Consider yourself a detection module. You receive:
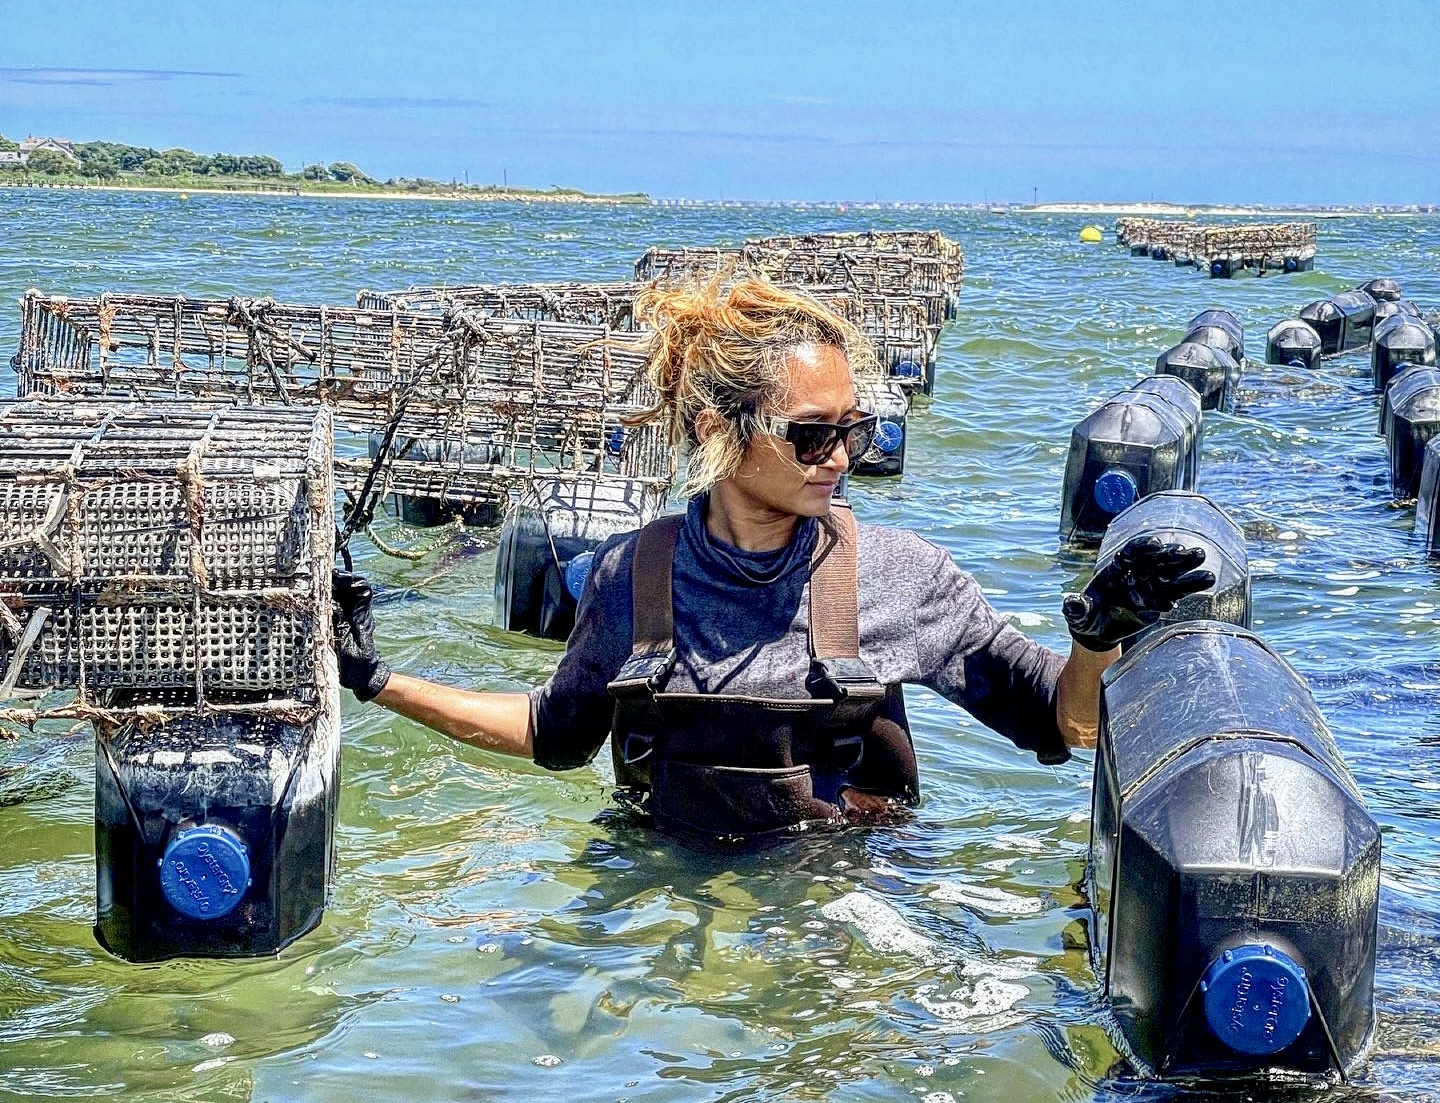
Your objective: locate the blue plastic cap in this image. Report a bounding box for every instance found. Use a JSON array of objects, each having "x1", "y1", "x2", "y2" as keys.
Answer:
[
  {"x1": 1092, "y1": 469, "x2": 1138, "y2": 515},
  {"x1": 873, "y1": 420, "x2": 904, "y2": 455},
  {"x1": 893, "y1": 359, "x2": 923, "y2": 381},
  {"x1": 1199, "y1": 944, "x2": 1311, "y2": 1056},
  {"x1": 563, "y1": 551, "x2": 595, "y2": 601},
  {"x1": 158, "y1": 824, "x2": 251, "y2": 920}
]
